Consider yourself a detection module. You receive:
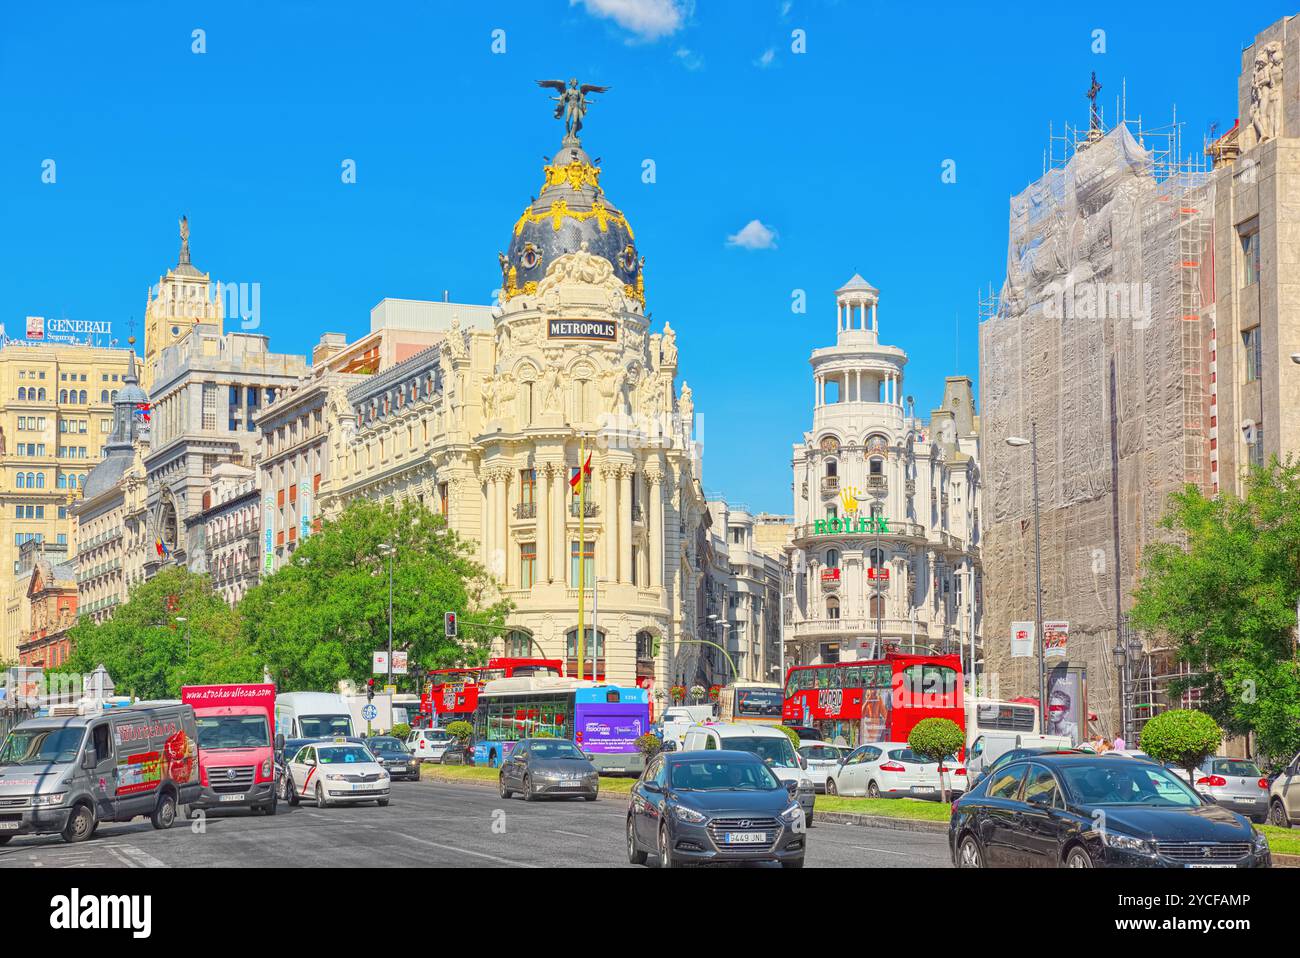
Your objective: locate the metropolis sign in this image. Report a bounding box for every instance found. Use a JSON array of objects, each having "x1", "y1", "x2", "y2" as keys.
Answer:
[{"x1": 547, "y1": 318, "x2": 616, "y2": 341}]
